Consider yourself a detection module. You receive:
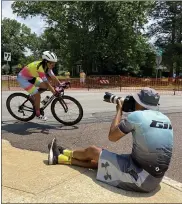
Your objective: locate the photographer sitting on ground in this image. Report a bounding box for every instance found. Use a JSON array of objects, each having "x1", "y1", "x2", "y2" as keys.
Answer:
[{"x1": 47, "y1": 87, "x2": 173, "y2": 193}]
